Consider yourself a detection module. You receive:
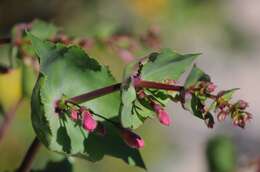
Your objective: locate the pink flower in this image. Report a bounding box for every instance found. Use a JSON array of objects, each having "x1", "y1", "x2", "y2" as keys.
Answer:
[
  {"x1": 70, "y1": 109, "x2": 79, "y2": 121},
  {"x1": 82, "y1": 110, "x2": 97, "y2": 132},
  {"x1": 120, "y1": 129, "x2": 144, "y2": 149},
  {"x1": 153, "y1": 104, "x2": 172, "y2": 126}
]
